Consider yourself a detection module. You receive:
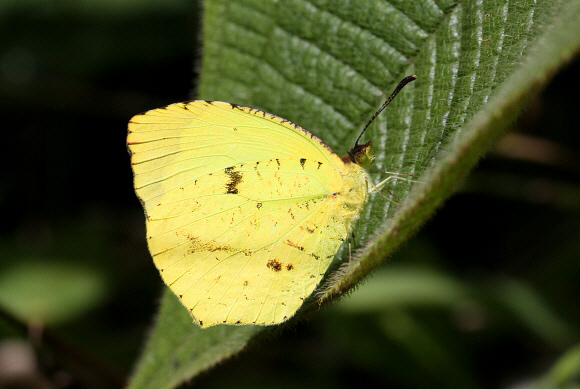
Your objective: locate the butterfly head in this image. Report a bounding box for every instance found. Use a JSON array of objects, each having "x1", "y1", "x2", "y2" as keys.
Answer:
[{"x1": 347, "y1": 141, "x2": 375, "y2": 170}]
